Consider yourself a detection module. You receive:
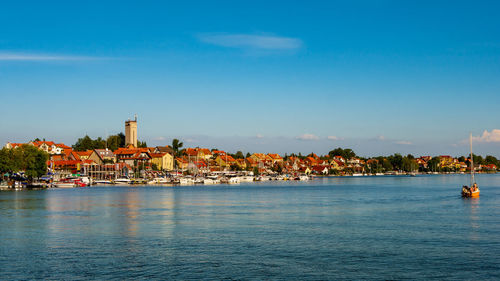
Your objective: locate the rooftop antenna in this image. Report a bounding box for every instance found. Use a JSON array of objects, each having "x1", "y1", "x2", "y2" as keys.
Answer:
[{"x1": 134, "y1": 114, "x2": 137, "y2": 122}]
